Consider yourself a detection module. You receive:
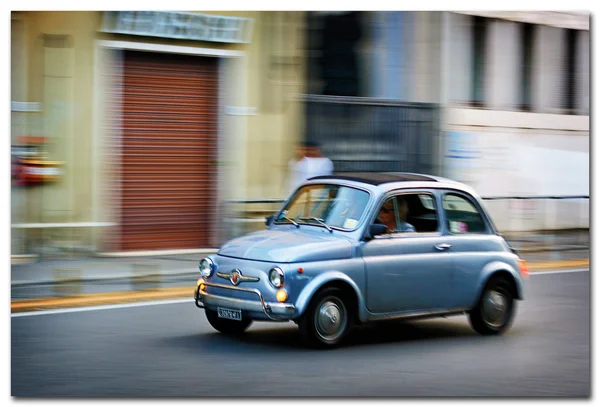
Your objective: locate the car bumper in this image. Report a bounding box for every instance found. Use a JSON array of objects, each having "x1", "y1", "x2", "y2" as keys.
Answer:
[{"x1": 194, "y1": 280, "x2": 296, "y2": 321}]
